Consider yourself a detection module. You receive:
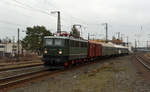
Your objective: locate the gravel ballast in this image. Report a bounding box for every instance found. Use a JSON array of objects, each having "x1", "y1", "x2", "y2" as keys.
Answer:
[{"x1": 8, "y1": 56, "x2": 150, "y2": 92}]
